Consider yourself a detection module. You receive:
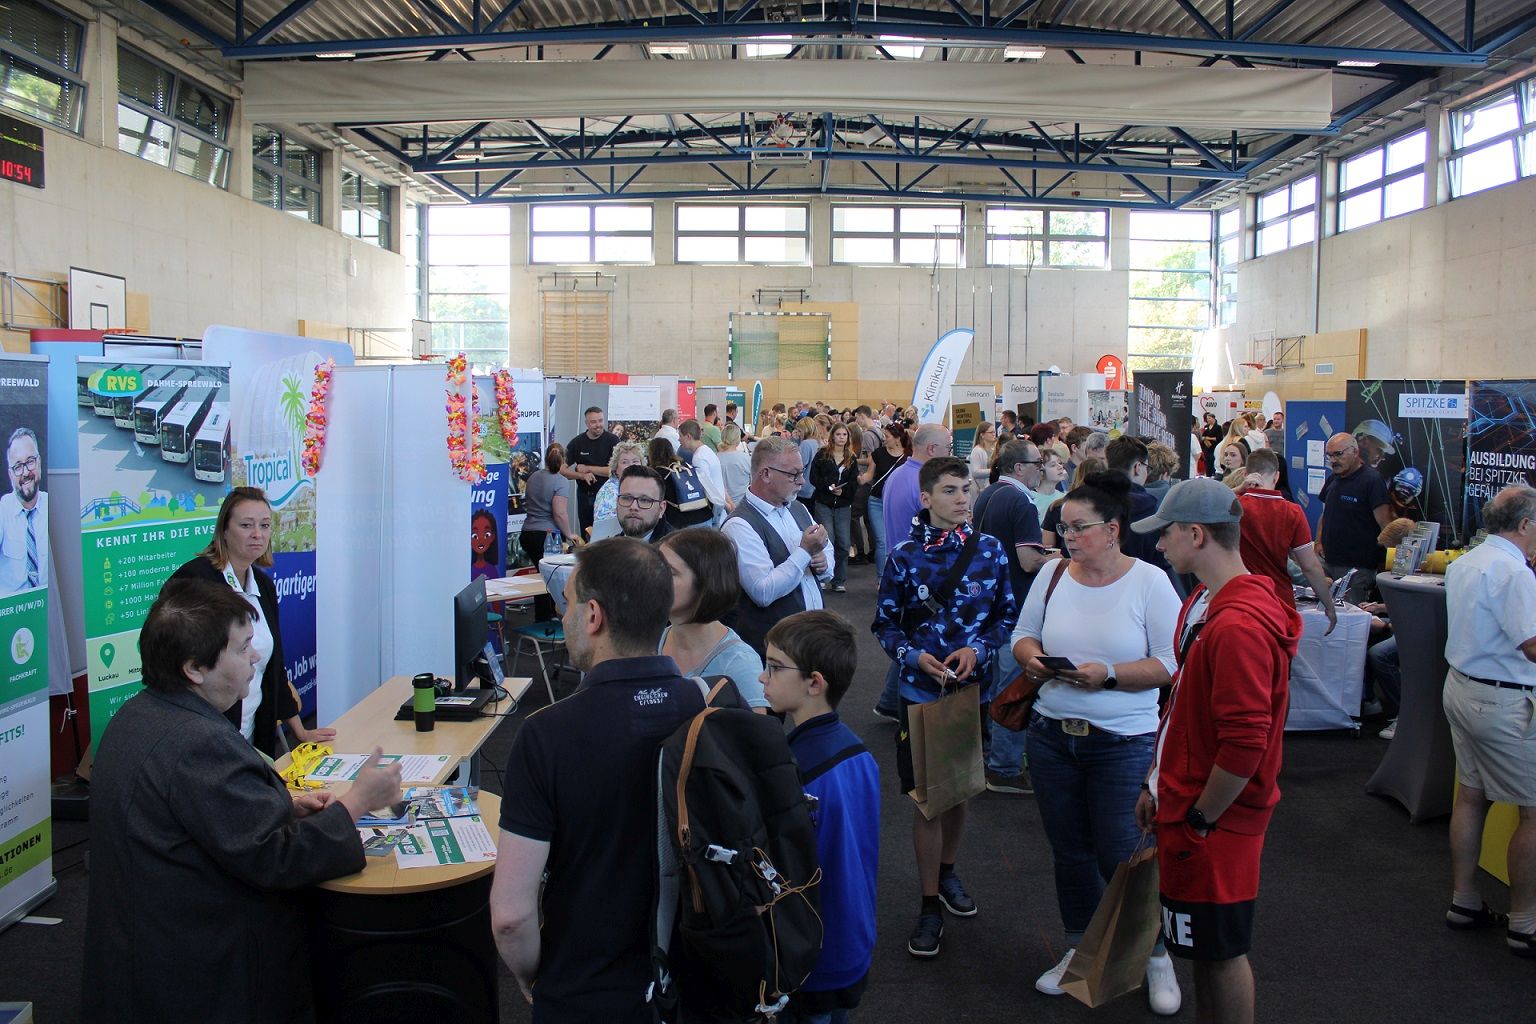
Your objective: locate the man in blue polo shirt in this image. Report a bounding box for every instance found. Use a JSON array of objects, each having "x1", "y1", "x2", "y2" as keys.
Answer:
[{"x1": 490, "y1": 537, "x2": 704, "y2": 1021}]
